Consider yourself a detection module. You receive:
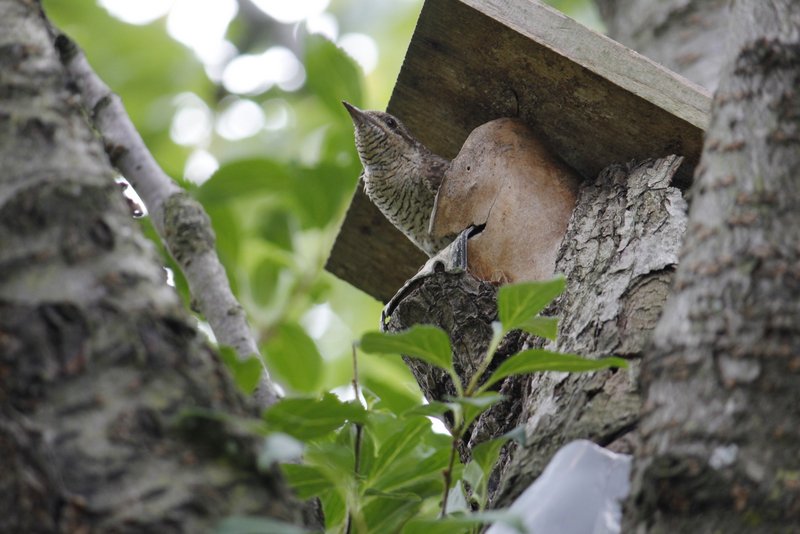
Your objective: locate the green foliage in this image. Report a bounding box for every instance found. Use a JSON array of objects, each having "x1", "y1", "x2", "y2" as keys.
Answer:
[
  {"x1": 304, "y1": 34, "x2": 364, "y2": 115},
  {"x1": 253, "y1": 278, "x2": 628, "y2": 532},
  {"x1": 218, "y1": 347, "x2": 263, "y2": 395},
  {"x1": 46, "y1": 0, "x2": 399, "y2": 409},
  {"x1": 215, "y1": 516, "x2": 309, "y2": 534},
  {"x1": 403, "y1": 510, "x2": 526, "y2": 534},
  {"x1": 263, "y1": 393, "x2": 367, "y2": 440},
  {"x1": 44, "y1": 0, "x2": 207, "y2": 177},
  {"x1": 266, "y1": 400, "x2": 450, "y2": 531},
  {"x1": 483, "y1": 350, "x2": 628, "y2": 390},
  {"x1": 497, "y1": 276, "x2": 566, "y2": 333},
  {"x1": 361, "y1": 326, "x2": 459, "y2": 393},
  {"x1": 46, "y1": 1, "x2": 615, "y2": 531},
  {"x1": 262, "y1": 323, "x2": 324, "y2": 393},
  {"x1": 194, "y1": 159, "x2": 292, "y2": 206},
  {"x1": 447, "y1": 394, "x2": 505, "y2": 431}
]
